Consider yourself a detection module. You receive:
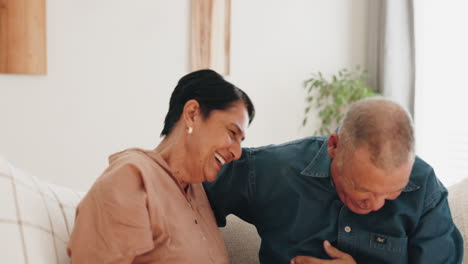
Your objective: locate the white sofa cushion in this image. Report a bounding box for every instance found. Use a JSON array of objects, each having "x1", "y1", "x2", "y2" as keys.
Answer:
[
  {"x1": 0, "y1": 156, "x2": 83, "y2": 264},
  {"x1": 448, "y1": 178, "x2": 468, "y2": 263}
]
